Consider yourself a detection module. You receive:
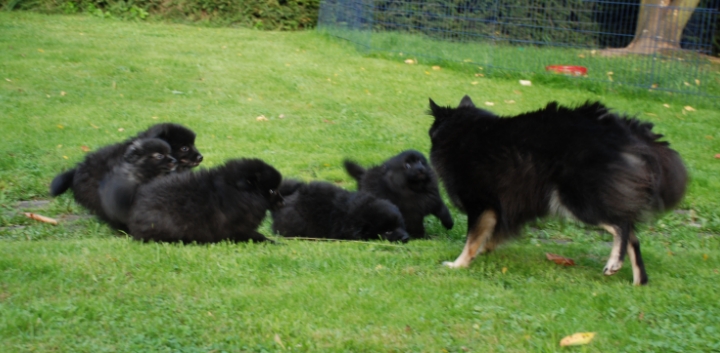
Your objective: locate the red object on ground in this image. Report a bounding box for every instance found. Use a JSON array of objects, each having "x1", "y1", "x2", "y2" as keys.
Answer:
[{"x1": 545, "y1": 65, "x2": 588, "y2": 76}]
